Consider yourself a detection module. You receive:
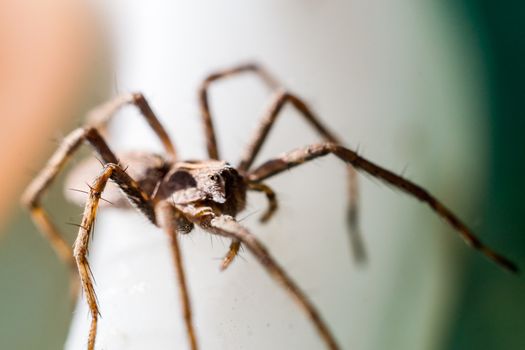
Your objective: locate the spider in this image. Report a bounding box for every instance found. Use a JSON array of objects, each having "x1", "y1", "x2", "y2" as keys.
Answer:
[{"x1": 21, "y1": 63, "x2": 517, "y2": 350}]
